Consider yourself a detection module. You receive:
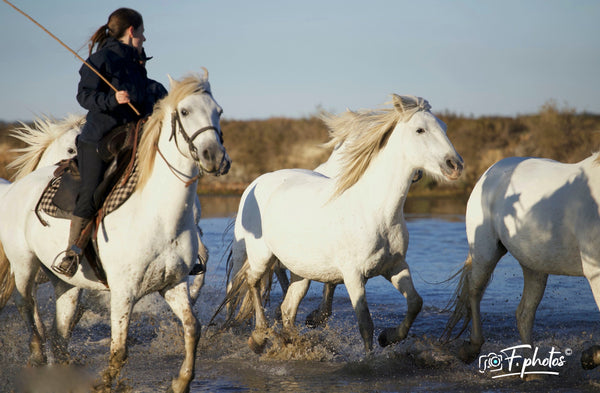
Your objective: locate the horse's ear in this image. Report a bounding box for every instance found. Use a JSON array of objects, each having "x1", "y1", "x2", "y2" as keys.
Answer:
[
  {"x1": 167, "y1": 74, "x2": 175, "y2": 88},
  {"x1": 391, "y1": 94, "x2": 405, "y2": 113}
]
